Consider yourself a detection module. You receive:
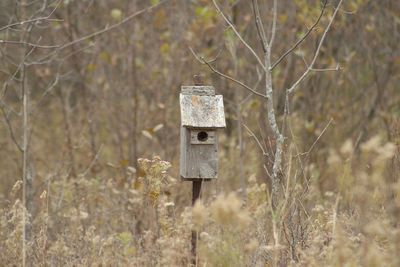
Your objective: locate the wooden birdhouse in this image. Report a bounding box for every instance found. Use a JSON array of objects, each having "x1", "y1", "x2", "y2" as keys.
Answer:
[{"x1": 180, "y1": 85, "x2": 226, "y2": 180}]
